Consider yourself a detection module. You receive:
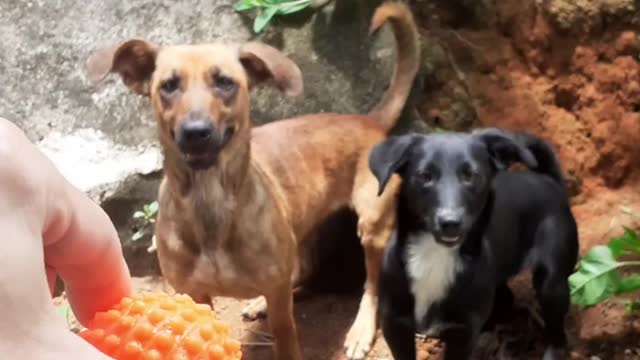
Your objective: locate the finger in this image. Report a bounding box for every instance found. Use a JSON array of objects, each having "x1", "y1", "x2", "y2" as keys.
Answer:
[{"x1": 44, "y1": 184, "x2": 131, "y2": 326}]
